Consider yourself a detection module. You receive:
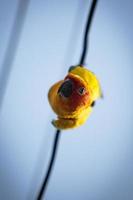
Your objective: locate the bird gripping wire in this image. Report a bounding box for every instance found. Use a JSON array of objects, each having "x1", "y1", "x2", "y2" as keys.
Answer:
[{"x1": 37, "y1": 1, "x2": 98, "y2": 199}]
